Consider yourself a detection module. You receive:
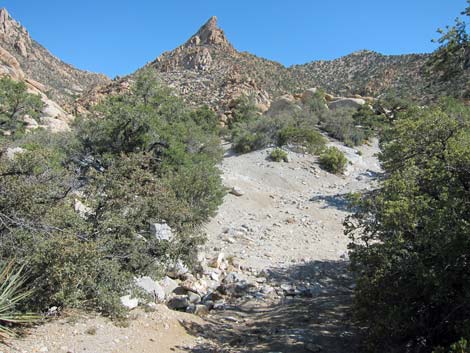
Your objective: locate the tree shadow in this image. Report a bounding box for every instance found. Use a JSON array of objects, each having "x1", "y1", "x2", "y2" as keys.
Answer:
[
  {"x1": 358, "y1": 169, "x2": 382, "y2": 180},
  {"x1": 176, "y1": 260, "x2": 360, "y2": 353},
  {"x1": 310, "y1": 193, "x2": 353, "y2": 212}
]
